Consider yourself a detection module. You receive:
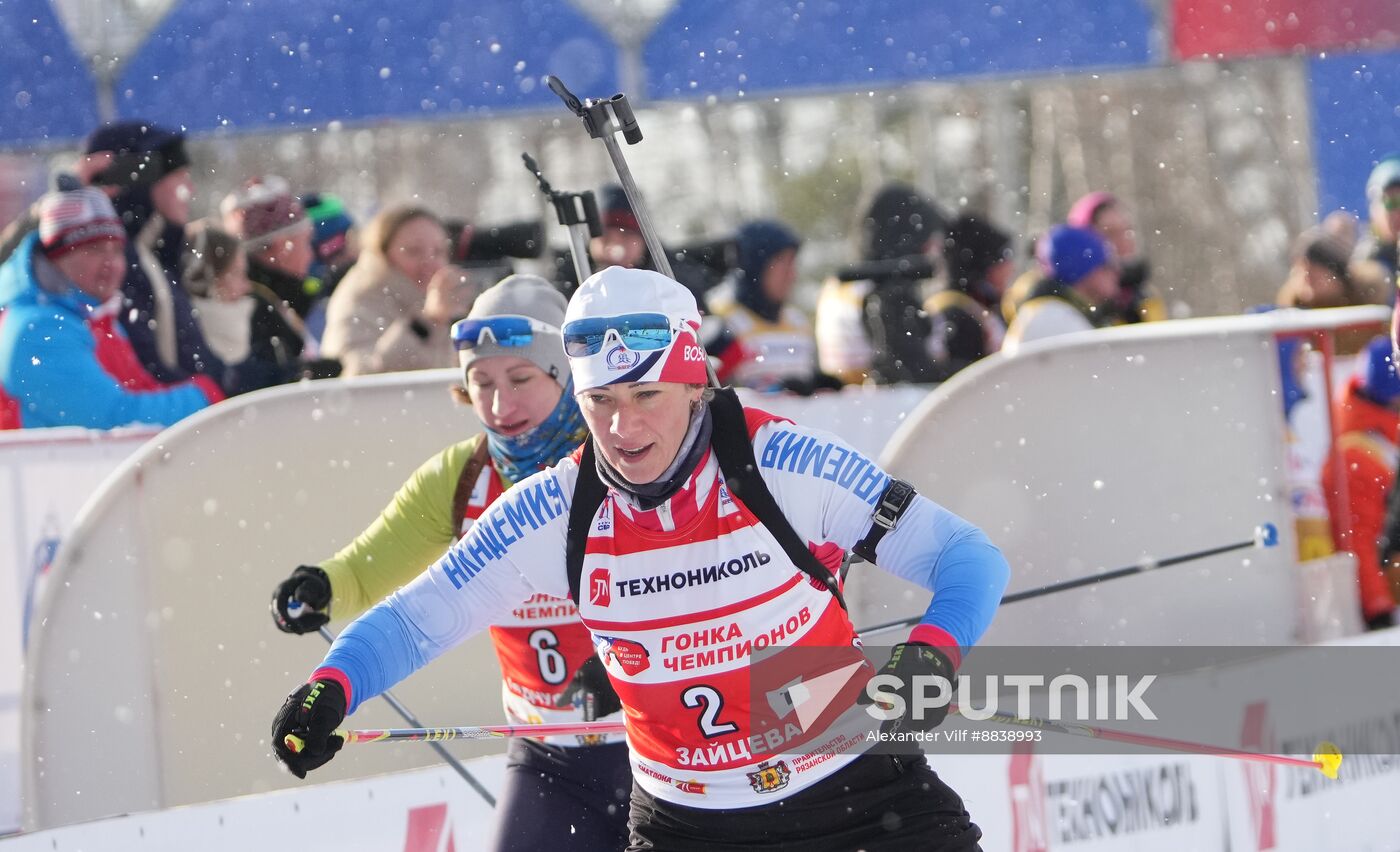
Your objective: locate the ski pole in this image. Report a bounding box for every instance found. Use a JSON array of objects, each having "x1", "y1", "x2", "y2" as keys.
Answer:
[
  {"x1": 544, "y1": 75, "x2": 673, "y2": 279},
  {"x1": 287, "y1": 720, "x2": 627, "y2": 753},
  {"x1": 309, "y1": 625, "x2": 497, "y2": 806},
  {"x1": 947, "y1": 703, "x2": 1342, "y2": 778},
  {"x1": 858, "y1": 523, "x2": 1280, "y2": 636},
  {"x1": 291, "y1": 712, "x2": 1341, "y2": 780},
  {"x1": 522, "y1": 151, "x2": 599, "y2": 285}
]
